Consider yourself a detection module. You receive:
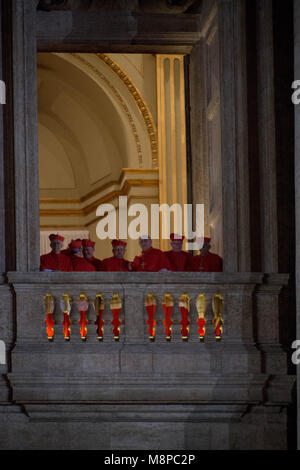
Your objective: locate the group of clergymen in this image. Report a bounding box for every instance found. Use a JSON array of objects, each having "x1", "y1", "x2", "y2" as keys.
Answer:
[{"x1": 40, "y1": 233, "x2": 223, "y2": 273}]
